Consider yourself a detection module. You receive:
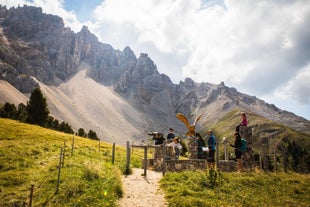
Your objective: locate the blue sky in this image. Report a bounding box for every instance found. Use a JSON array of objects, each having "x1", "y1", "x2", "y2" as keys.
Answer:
[
  {"x1": 1, "y1": 0, "x2": 310, "y2": 120},
  {"x1": 63, "y1": 0, "x2": 102, "y2": 22}
]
